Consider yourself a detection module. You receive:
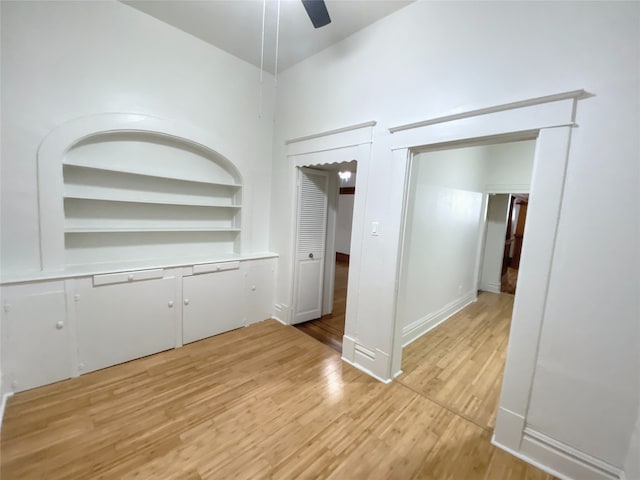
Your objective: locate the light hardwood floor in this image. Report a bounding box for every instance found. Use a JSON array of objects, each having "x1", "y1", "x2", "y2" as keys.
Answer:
[
  {"x1": 1, "y1": 293, "x2": 554, "y2": 479},
  {"x1": 399, "y1": 292, "x2": 515, "y2": 431}
]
